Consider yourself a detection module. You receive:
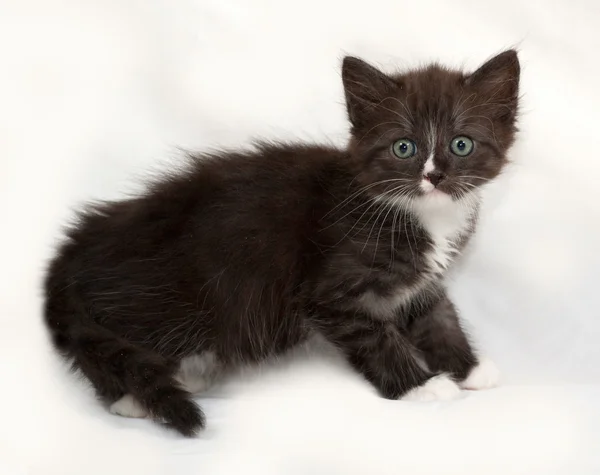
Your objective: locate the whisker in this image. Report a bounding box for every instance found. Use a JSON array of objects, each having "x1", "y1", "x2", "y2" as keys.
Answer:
[
  {"x1": 454, "y1": 175, "x2": 487, "y2": 180},
  {"x1": 322, "y1": 179, "x2": 415, "y2": 229},
  {"x1": 331, "y1": 187, "x2": 401, "y2": 247},
  {"x1": 354, "y1": 121, "x2": 411, "y2": 147},
  {"x1": 363, "y1": 197, "x2": 395, "y2": 255},
  {"x1": 351, "y1": 184, "x2": 413, "y2": 240},
  {"x1": 372, "y1": 189, "x2": 410, "y2": 269},
  {"x1": 386, "y1": 97, "x2": 415, "y2": 123},
  {"x1": 322, "y1": 178, "x2": 408, "y2": 220}
]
